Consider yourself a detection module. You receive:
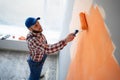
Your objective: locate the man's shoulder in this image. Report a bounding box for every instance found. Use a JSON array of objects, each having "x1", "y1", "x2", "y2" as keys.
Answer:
[{"x1": 26, "y1": 32, "x2": 35, "y2": 40}]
